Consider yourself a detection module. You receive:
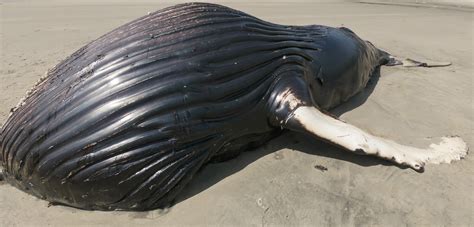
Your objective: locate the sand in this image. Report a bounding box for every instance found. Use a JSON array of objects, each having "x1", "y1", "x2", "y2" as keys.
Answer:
[{"x1": 0, "y1": 0, "x2": 473, "y2": 226}]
